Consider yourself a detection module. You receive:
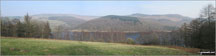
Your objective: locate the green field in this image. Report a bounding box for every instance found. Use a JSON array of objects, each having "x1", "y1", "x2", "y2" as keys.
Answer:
[{"x1": 1, "y1": 37, "x2": 197, "y2": 55}]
